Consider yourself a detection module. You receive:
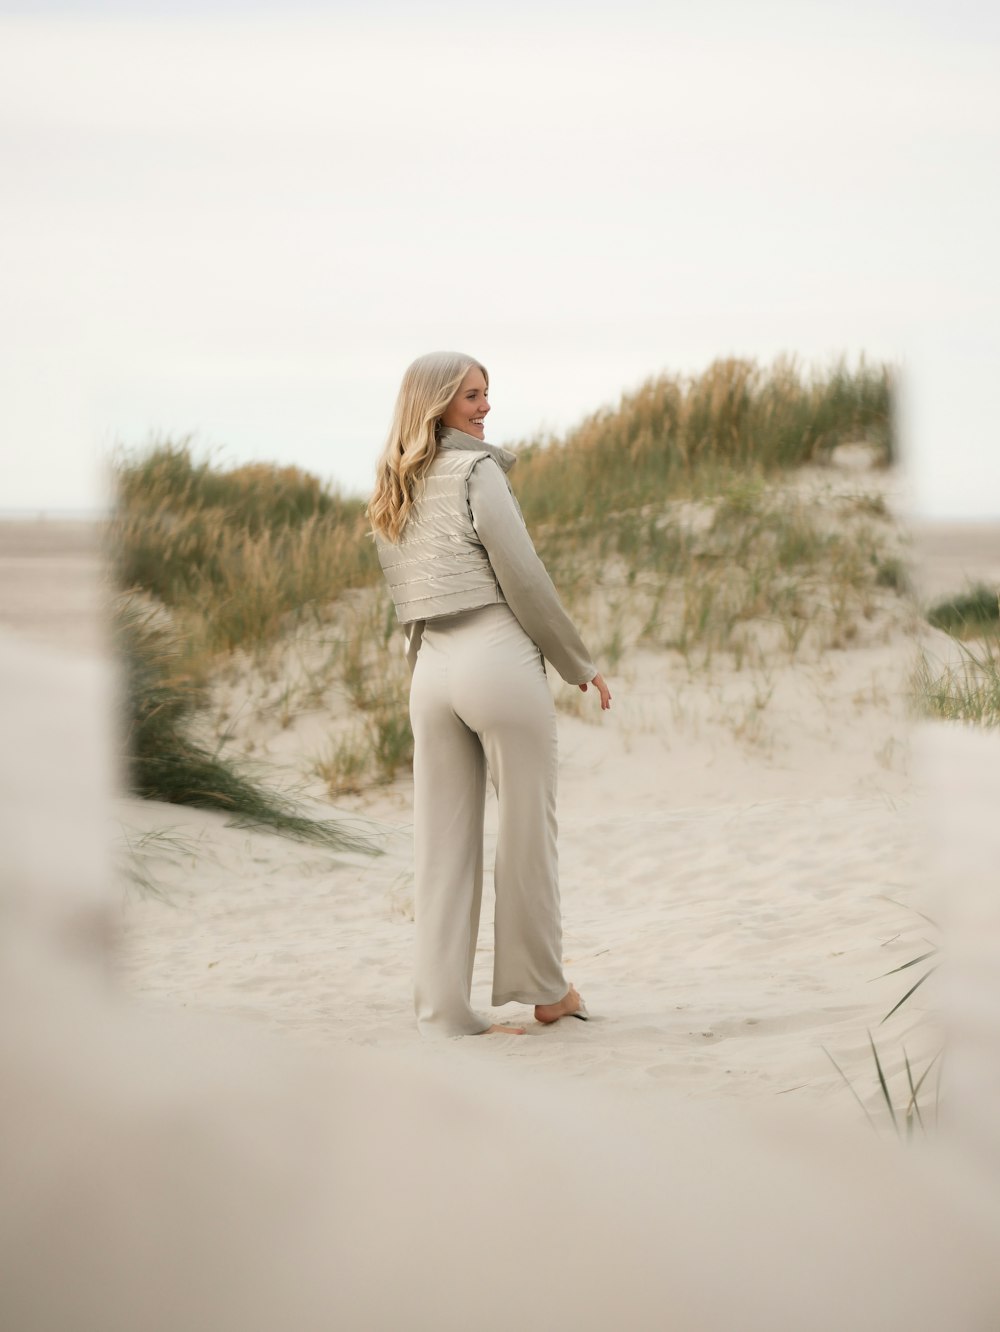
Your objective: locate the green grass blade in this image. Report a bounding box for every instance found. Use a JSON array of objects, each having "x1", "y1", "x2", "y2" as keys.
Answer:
[
  {"x1": 868, "y1": 1030, "x2": 899, "y2": 1135},
  {"x1": 879, "y1": 966, "x2": 937, "y2": 1024},
  {"x1": 902, "y1": 1048, "x2": 925, "y2": 1134},
  {"x1": 876, "y1": 949, "x2": 938, "y2": 979},
  {"x1": 905, "y1": 1048, "x2": 942, "y2": 1126}
]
